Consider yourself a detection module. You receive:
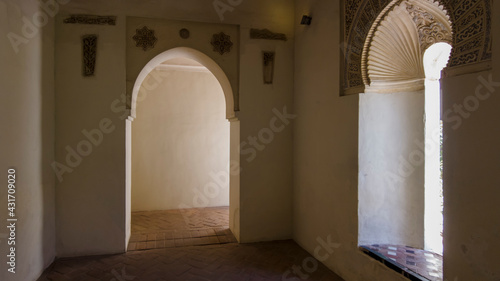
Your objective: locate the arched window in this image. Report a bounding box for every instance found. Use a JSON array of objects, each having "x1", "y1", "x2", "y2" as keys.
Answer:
[
  {"x1": 424, "y1": 42, "x2": 452, "y2": 255},
  {"x1": 358, "y1": 1, "x2": 452, "y2": 279}
]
